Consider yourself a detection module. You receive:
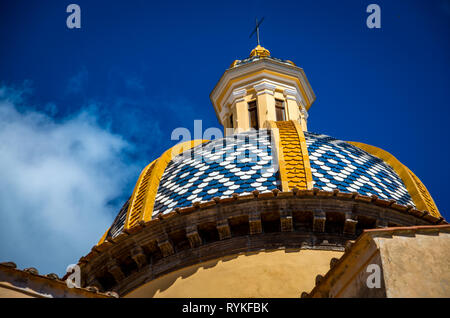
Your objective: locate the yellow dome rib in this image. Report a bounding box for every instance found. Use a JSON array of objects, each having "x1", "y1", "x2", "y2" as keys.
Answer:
[
  {"x1": 97, "y1": 226, "x2": 111, "y2": 246},
  {"x1": 130, "y1": 139, "x2": 209, "y2": 228},
  {"x1": 265, "y1": 120, "x2": 313, "y2": 192},
  {"x1": 141, "y1": 139, "x2": 209, "y2": 223},
  {"x1": 125, "y1": 159, "x2": 158, "y2": 229},
  {"x1": 97, "y1": 139, "x2": 209, "y2": 246},
  {"x1": 348, "y1": 142, "x2": 441, "y2": 218}
]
